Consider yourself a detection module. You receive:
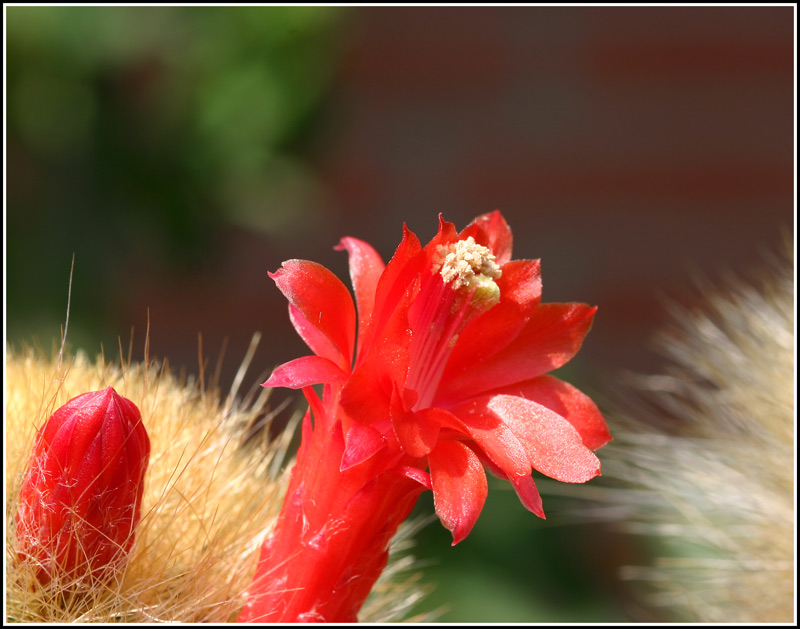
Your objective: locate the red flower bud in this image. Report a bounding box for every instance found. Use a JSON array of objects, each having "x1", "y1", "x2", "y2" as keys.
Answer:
[{"x1": 15, "y1": 386, "x2": 150, "y2": 584}]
